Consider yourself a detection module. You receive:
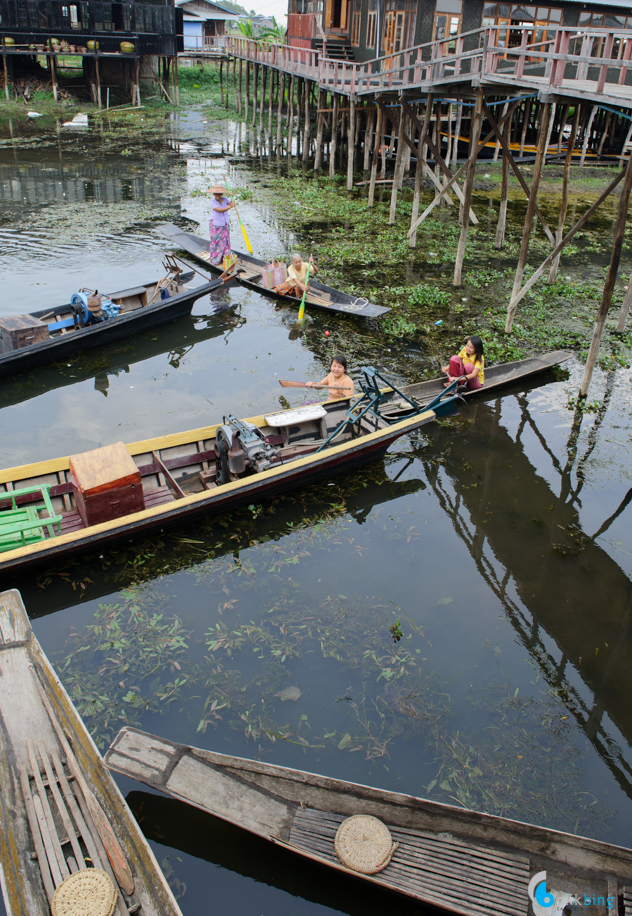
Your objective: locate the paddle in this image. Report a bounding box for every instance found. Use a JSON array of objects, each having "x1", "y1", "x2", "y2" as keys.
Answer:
[
  {"x1": 221, "y1": 174, "x2": 253, "y2": 254},
  {"x1": 297, "y1": 262, "x2": 311, "y2": 322},
  {"x1": 279, "y1": 379, "x2": 353, "y2": 391}
]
